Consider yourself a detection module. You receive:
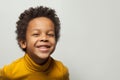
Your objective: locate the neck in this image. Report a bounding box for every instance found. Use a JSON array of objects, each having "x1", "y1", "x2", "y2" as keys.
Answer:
[
  {"x1": 24, "y1": 53, "x2": 52, "y2": 72},
  {"x1": 27, "y1": 53, "x2": 49, "y2": 65}
]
